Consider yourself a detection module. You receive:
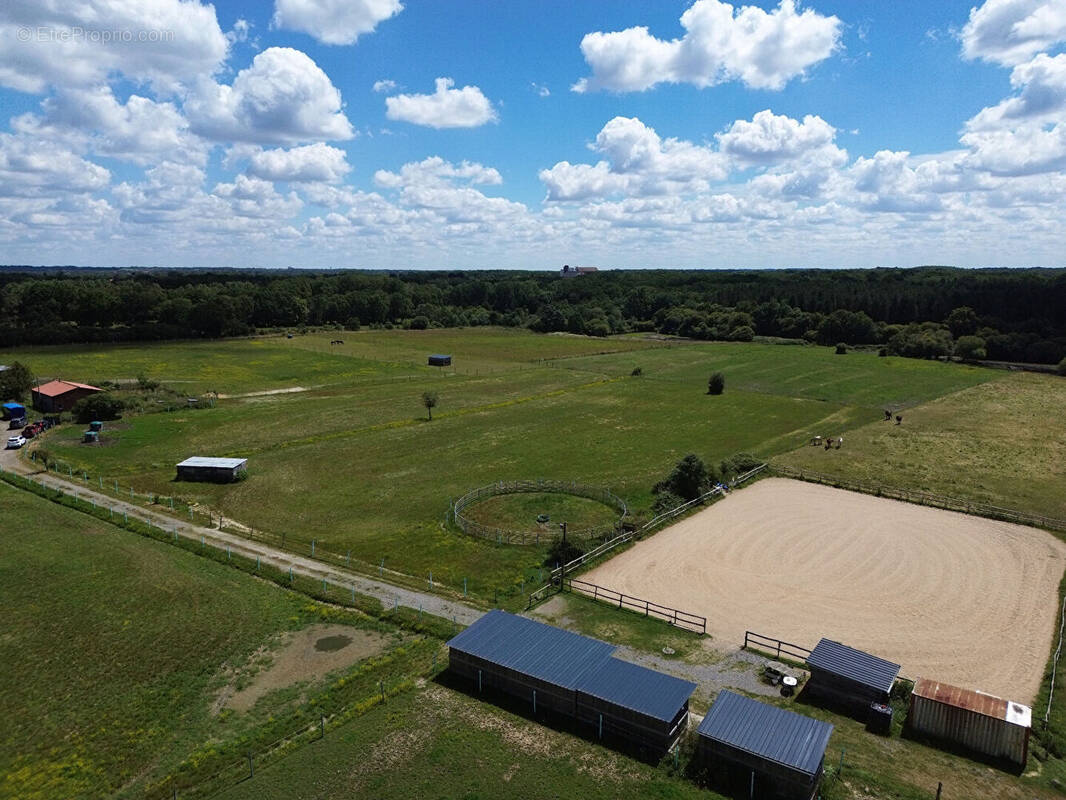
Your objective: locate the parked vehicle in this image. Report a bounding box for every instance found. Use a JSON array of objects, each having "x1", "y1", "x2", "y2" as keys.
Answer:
[{"x1": 6, "y1": 435, "x2": 26, "y2": 449}]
